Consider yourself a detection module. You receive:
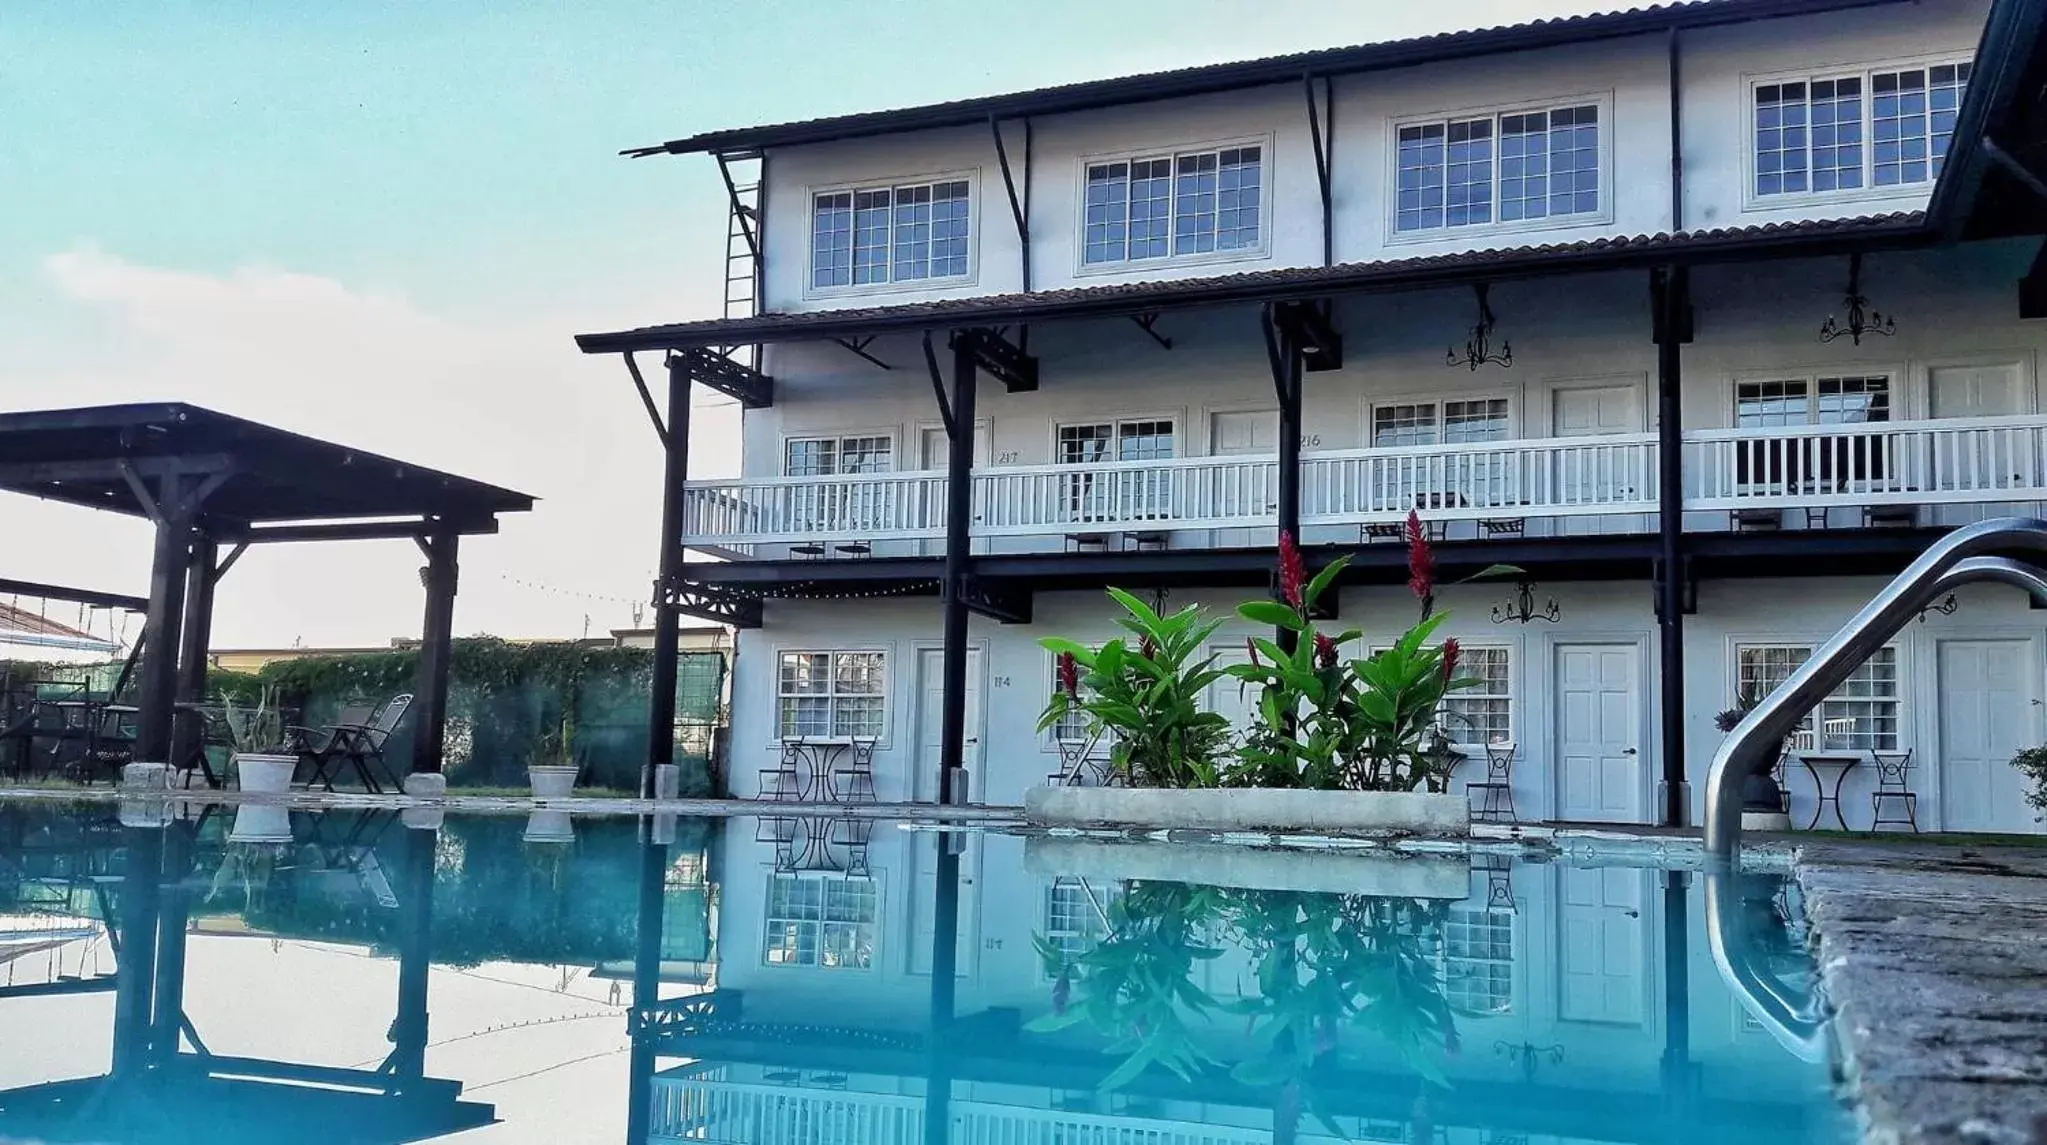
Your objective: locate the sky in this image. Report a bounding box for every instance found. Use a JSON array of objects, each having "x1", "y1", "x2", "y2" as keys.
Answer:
[{"x1": 0, "y1": 0, "x2": 1609, "y2": 649}]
